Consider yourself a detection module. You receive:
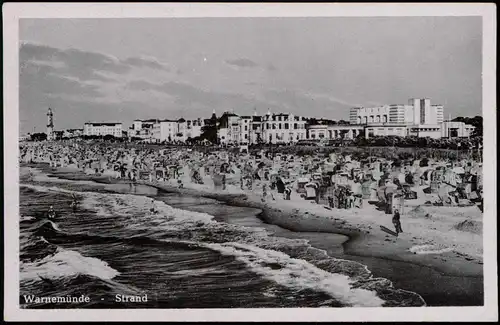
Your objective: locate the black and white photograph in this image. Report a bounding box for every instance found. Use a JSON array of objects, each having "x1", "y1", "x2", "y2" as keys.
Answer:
[{"x1": 3, "y1": 3, "x2": 497, "y2": 322}]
